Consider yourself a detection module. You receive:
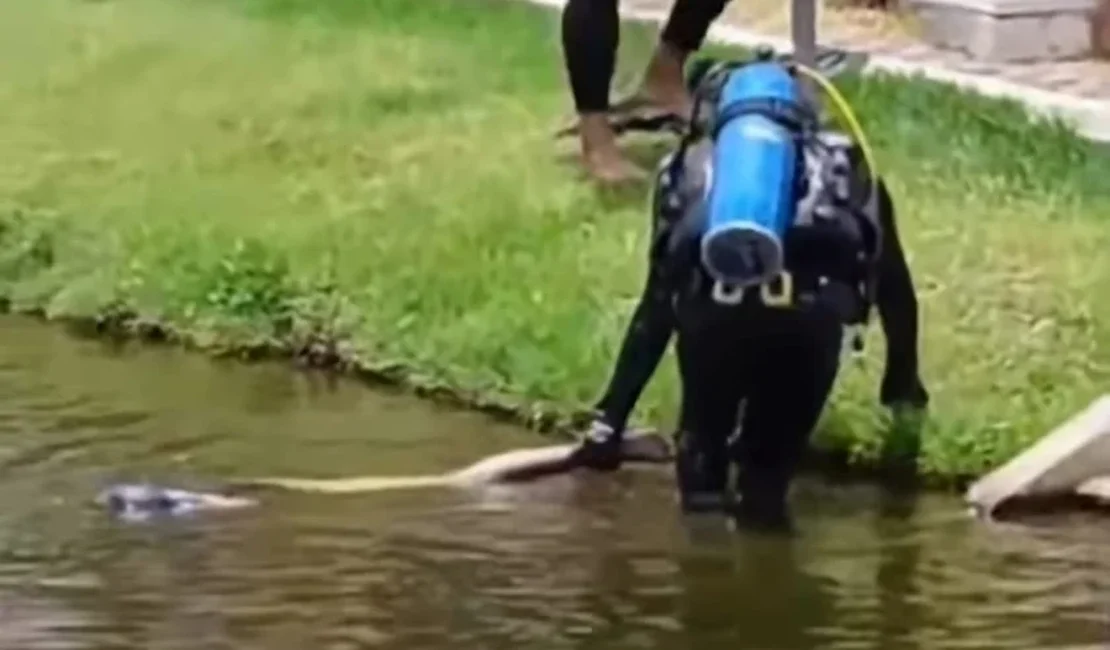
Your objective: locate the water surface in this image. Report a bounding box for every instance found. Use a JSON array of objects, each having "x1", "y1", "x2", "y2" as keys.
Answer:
[{"x1": 0, "y1": 317, "x2": 1106, "y2": 649}]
